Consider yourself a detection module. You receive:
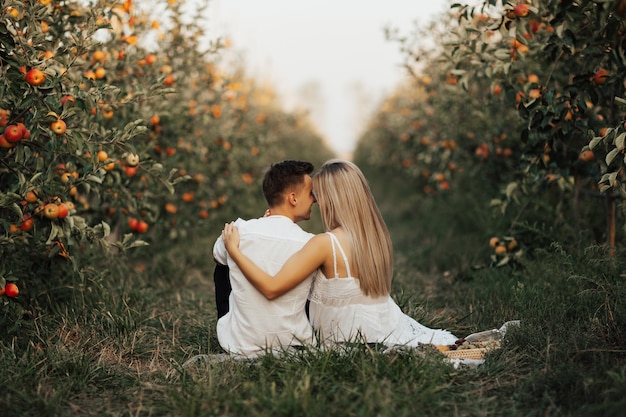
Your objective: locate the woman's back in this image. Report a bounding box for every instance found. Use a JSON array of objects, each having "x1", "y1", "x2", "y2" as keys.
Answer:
[
  {"x1": 317, "y1": 229, "x2": 355, "y2": 281},
  {"x1": 312, "y1": 160, "x2": 393, "y2": 297},
  {"x1": 308, "y1": 231, "x2": 458, "y2": 347}
]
